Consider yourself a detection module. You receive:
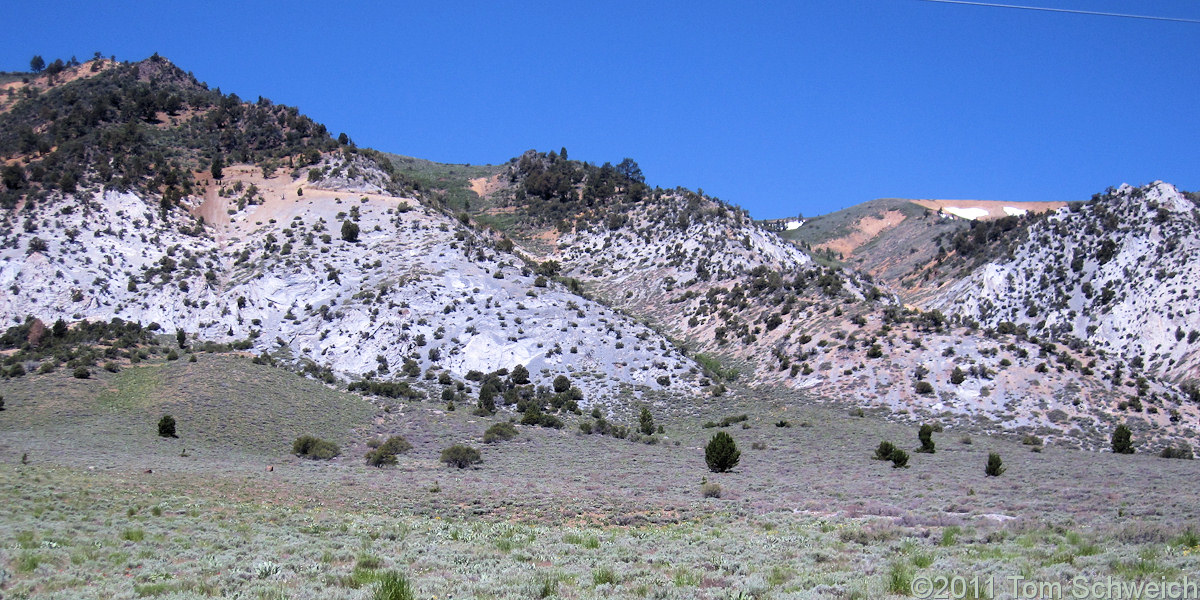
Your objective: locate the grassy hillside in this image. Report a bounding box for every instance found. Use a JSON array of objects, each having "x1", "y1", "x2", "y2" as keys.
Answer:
[
  {"x1": 0, "y1": 353, "x2": 376, "y2": 464},
  {"x1": 382, "y1": 152, "x2": 504, "y2": 212}
]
